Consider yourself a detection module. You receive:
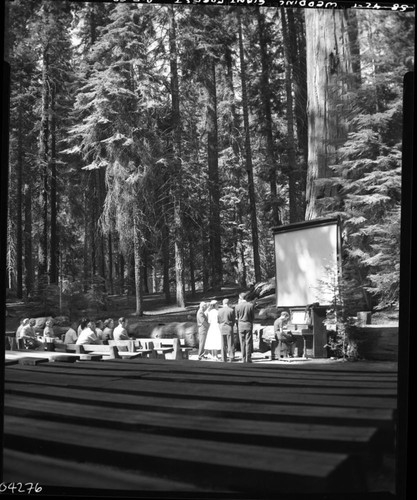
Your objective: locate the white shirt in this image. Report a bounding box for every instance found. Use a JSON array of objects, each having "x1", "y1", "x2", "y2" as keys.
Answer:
[
  {"x1": 113, "y1": 324, "x2": 129, "y2": 341},
  {"x1": 64, "y1": 328, "x2": 78, "y2": 344},
  {"x1": 76, "y1": 327, "x2": 102, "y2": 345}
]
